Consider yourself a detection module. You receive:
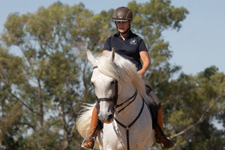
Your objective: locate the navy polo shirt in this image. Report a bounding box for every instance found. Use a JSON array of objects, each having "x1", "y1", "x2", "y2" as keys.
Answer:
[{"x1": 103, "y1": 31, "x2": 148, "y2": 71}]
